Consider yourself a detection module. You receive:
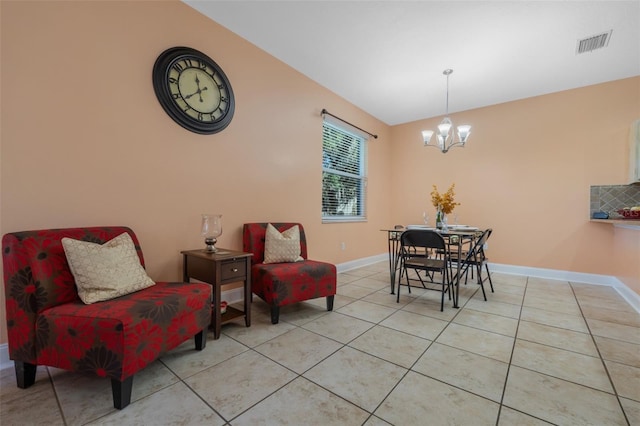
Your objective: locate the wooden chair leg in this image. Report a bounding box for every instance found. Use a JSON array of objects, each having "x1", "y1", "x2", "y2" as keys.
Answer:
[
  {"x1": 194, "y1": 330, "x2": 207, "y2": 350},
  {"x1": 326, "y1": 295, "x2": 334, "y2": 311},
  {"x1": 112, "y1": 376, "x2": 134, "y2": 409},
  {"x1": 270, "y1": 306, "x2": 280, "y2": 324},
  {"x1": 15, "y1": 361, "x2": 37, "y2": 389}
]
